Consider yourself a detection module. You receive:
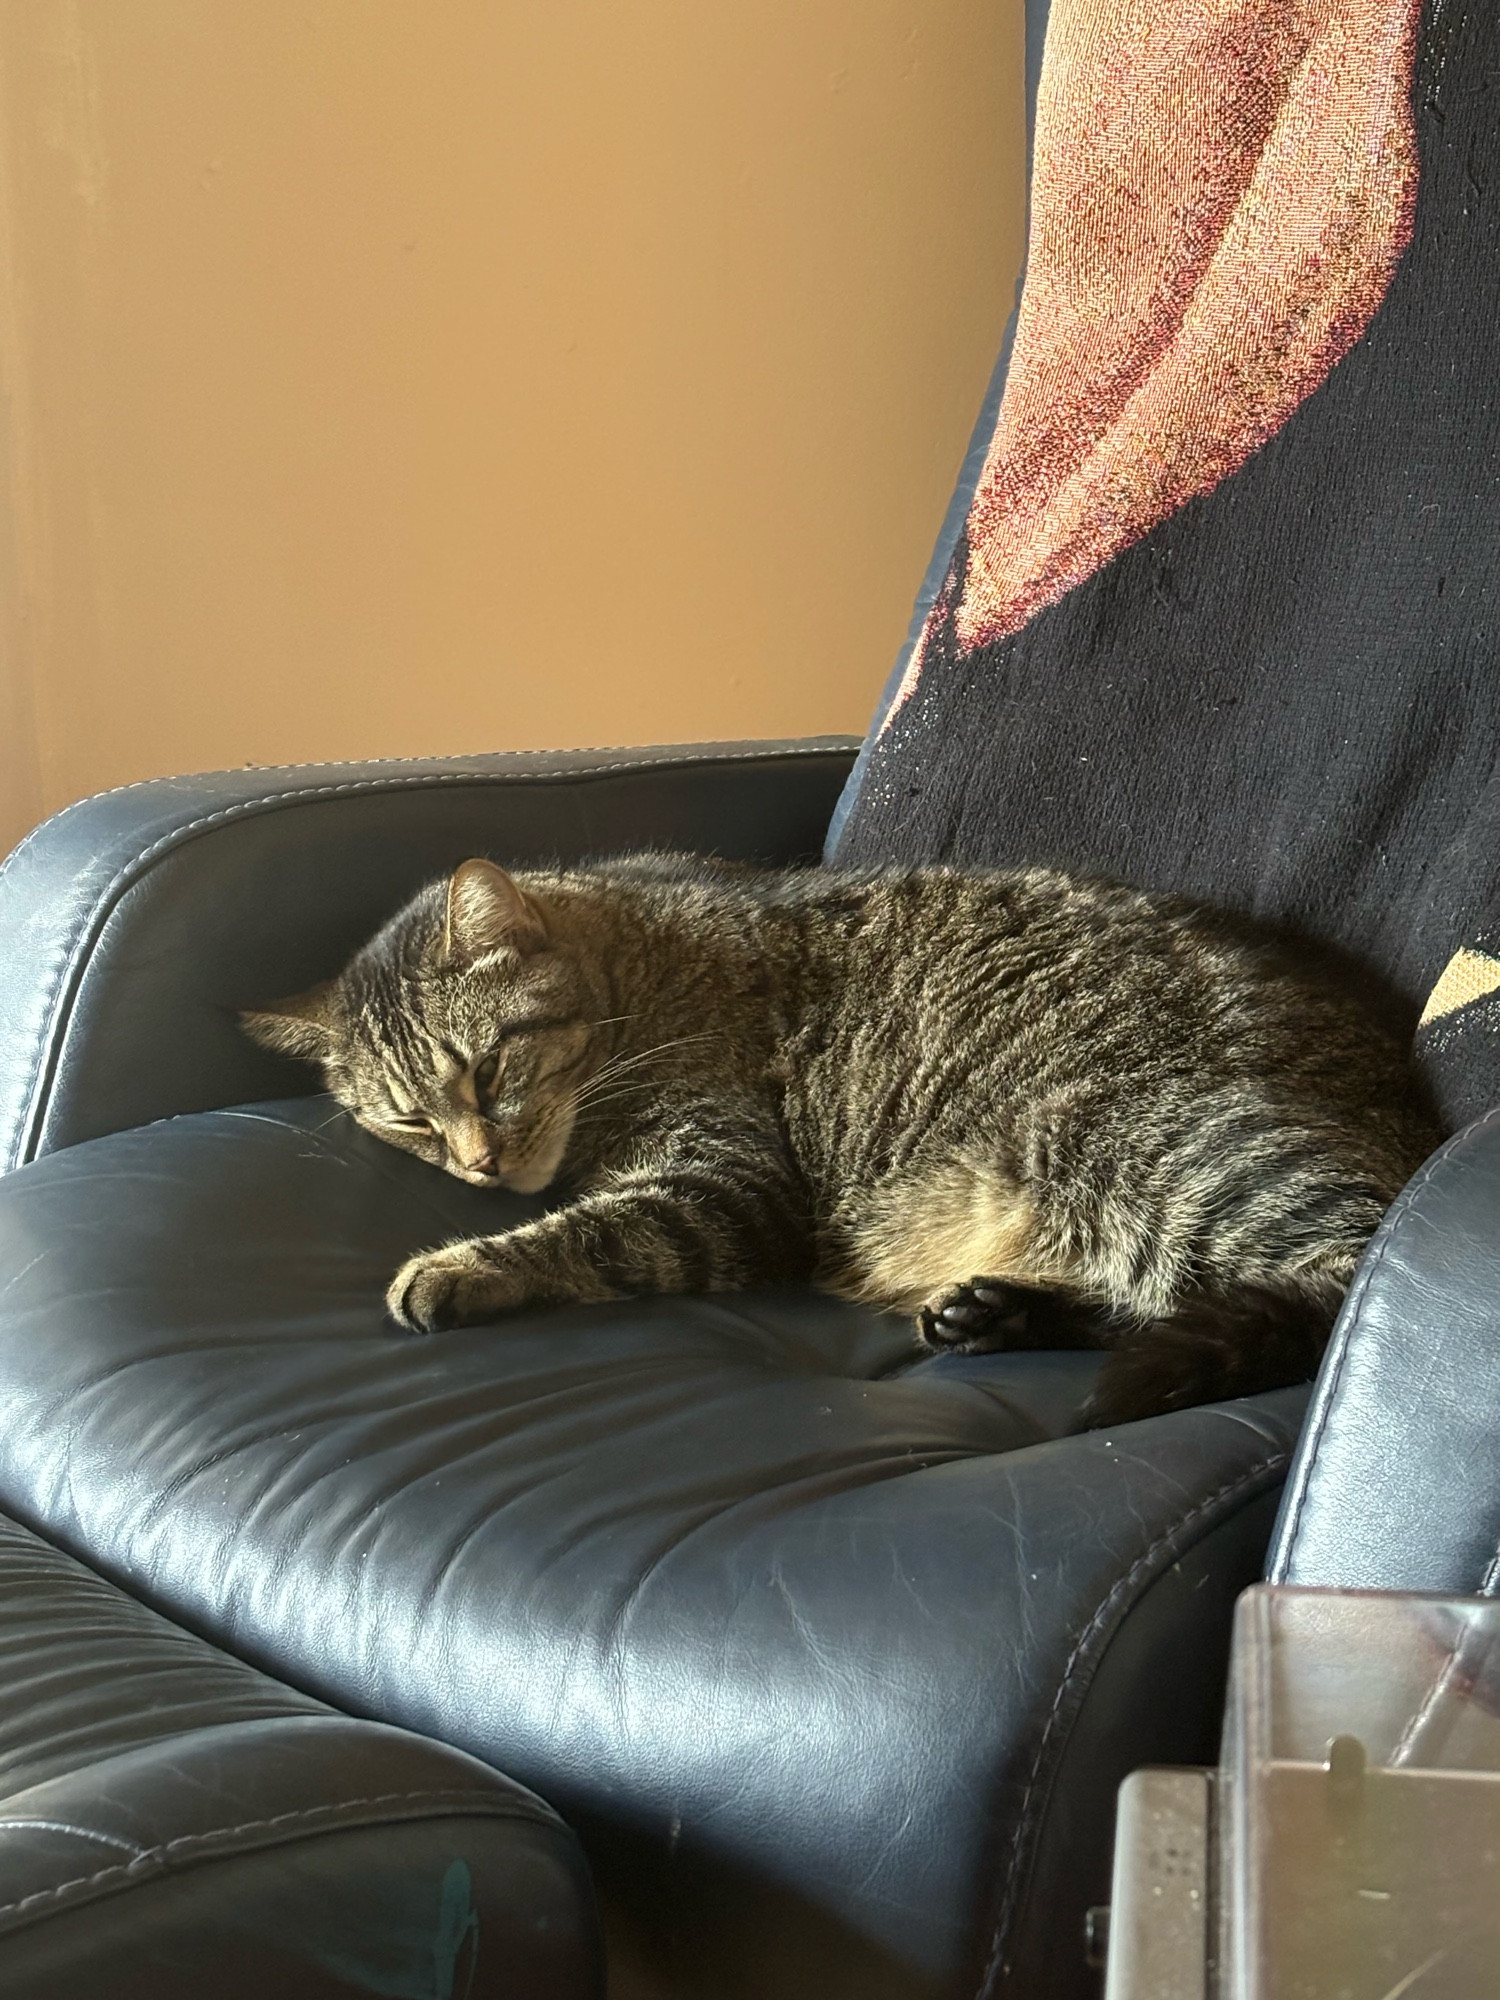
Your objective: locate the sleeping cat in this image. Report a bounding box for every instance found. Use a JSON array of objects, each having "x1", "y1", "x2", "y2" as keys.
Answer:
[{"x1": 242, "y1": 853, "x2": 1438, "y2": 1427}]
